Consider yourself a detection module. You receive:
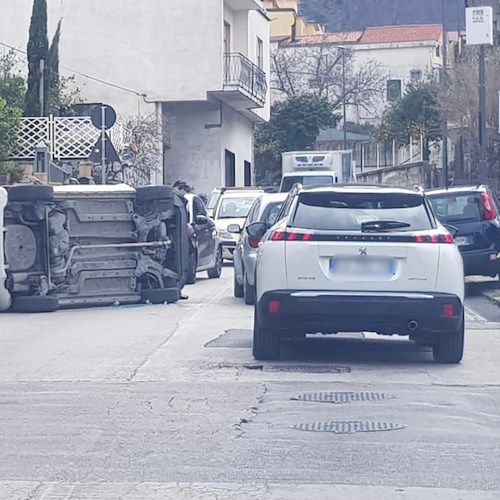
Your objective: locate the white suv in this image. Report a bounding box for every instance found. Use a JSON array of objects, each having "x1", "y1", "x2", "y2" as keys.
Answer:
[
  {"x1": 0, "y1": 186, "x2": 10, "y2": 312},
  {"x1": 251, "y1": 185, "x2": 465, "y2": 364}
]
